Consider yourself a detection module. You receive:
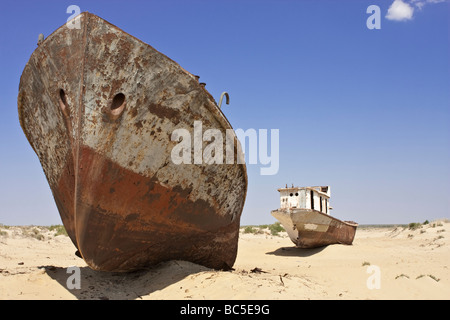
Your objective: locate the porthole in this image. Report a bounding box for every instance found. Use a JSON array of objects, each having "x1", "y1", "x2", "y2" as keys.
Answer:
[
  {"x1": 59, "y1": 89, "x2": 69, "y2": 117},
  {"x1": 110, "y1": 93, "x2": 126, "y2": 116}
]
